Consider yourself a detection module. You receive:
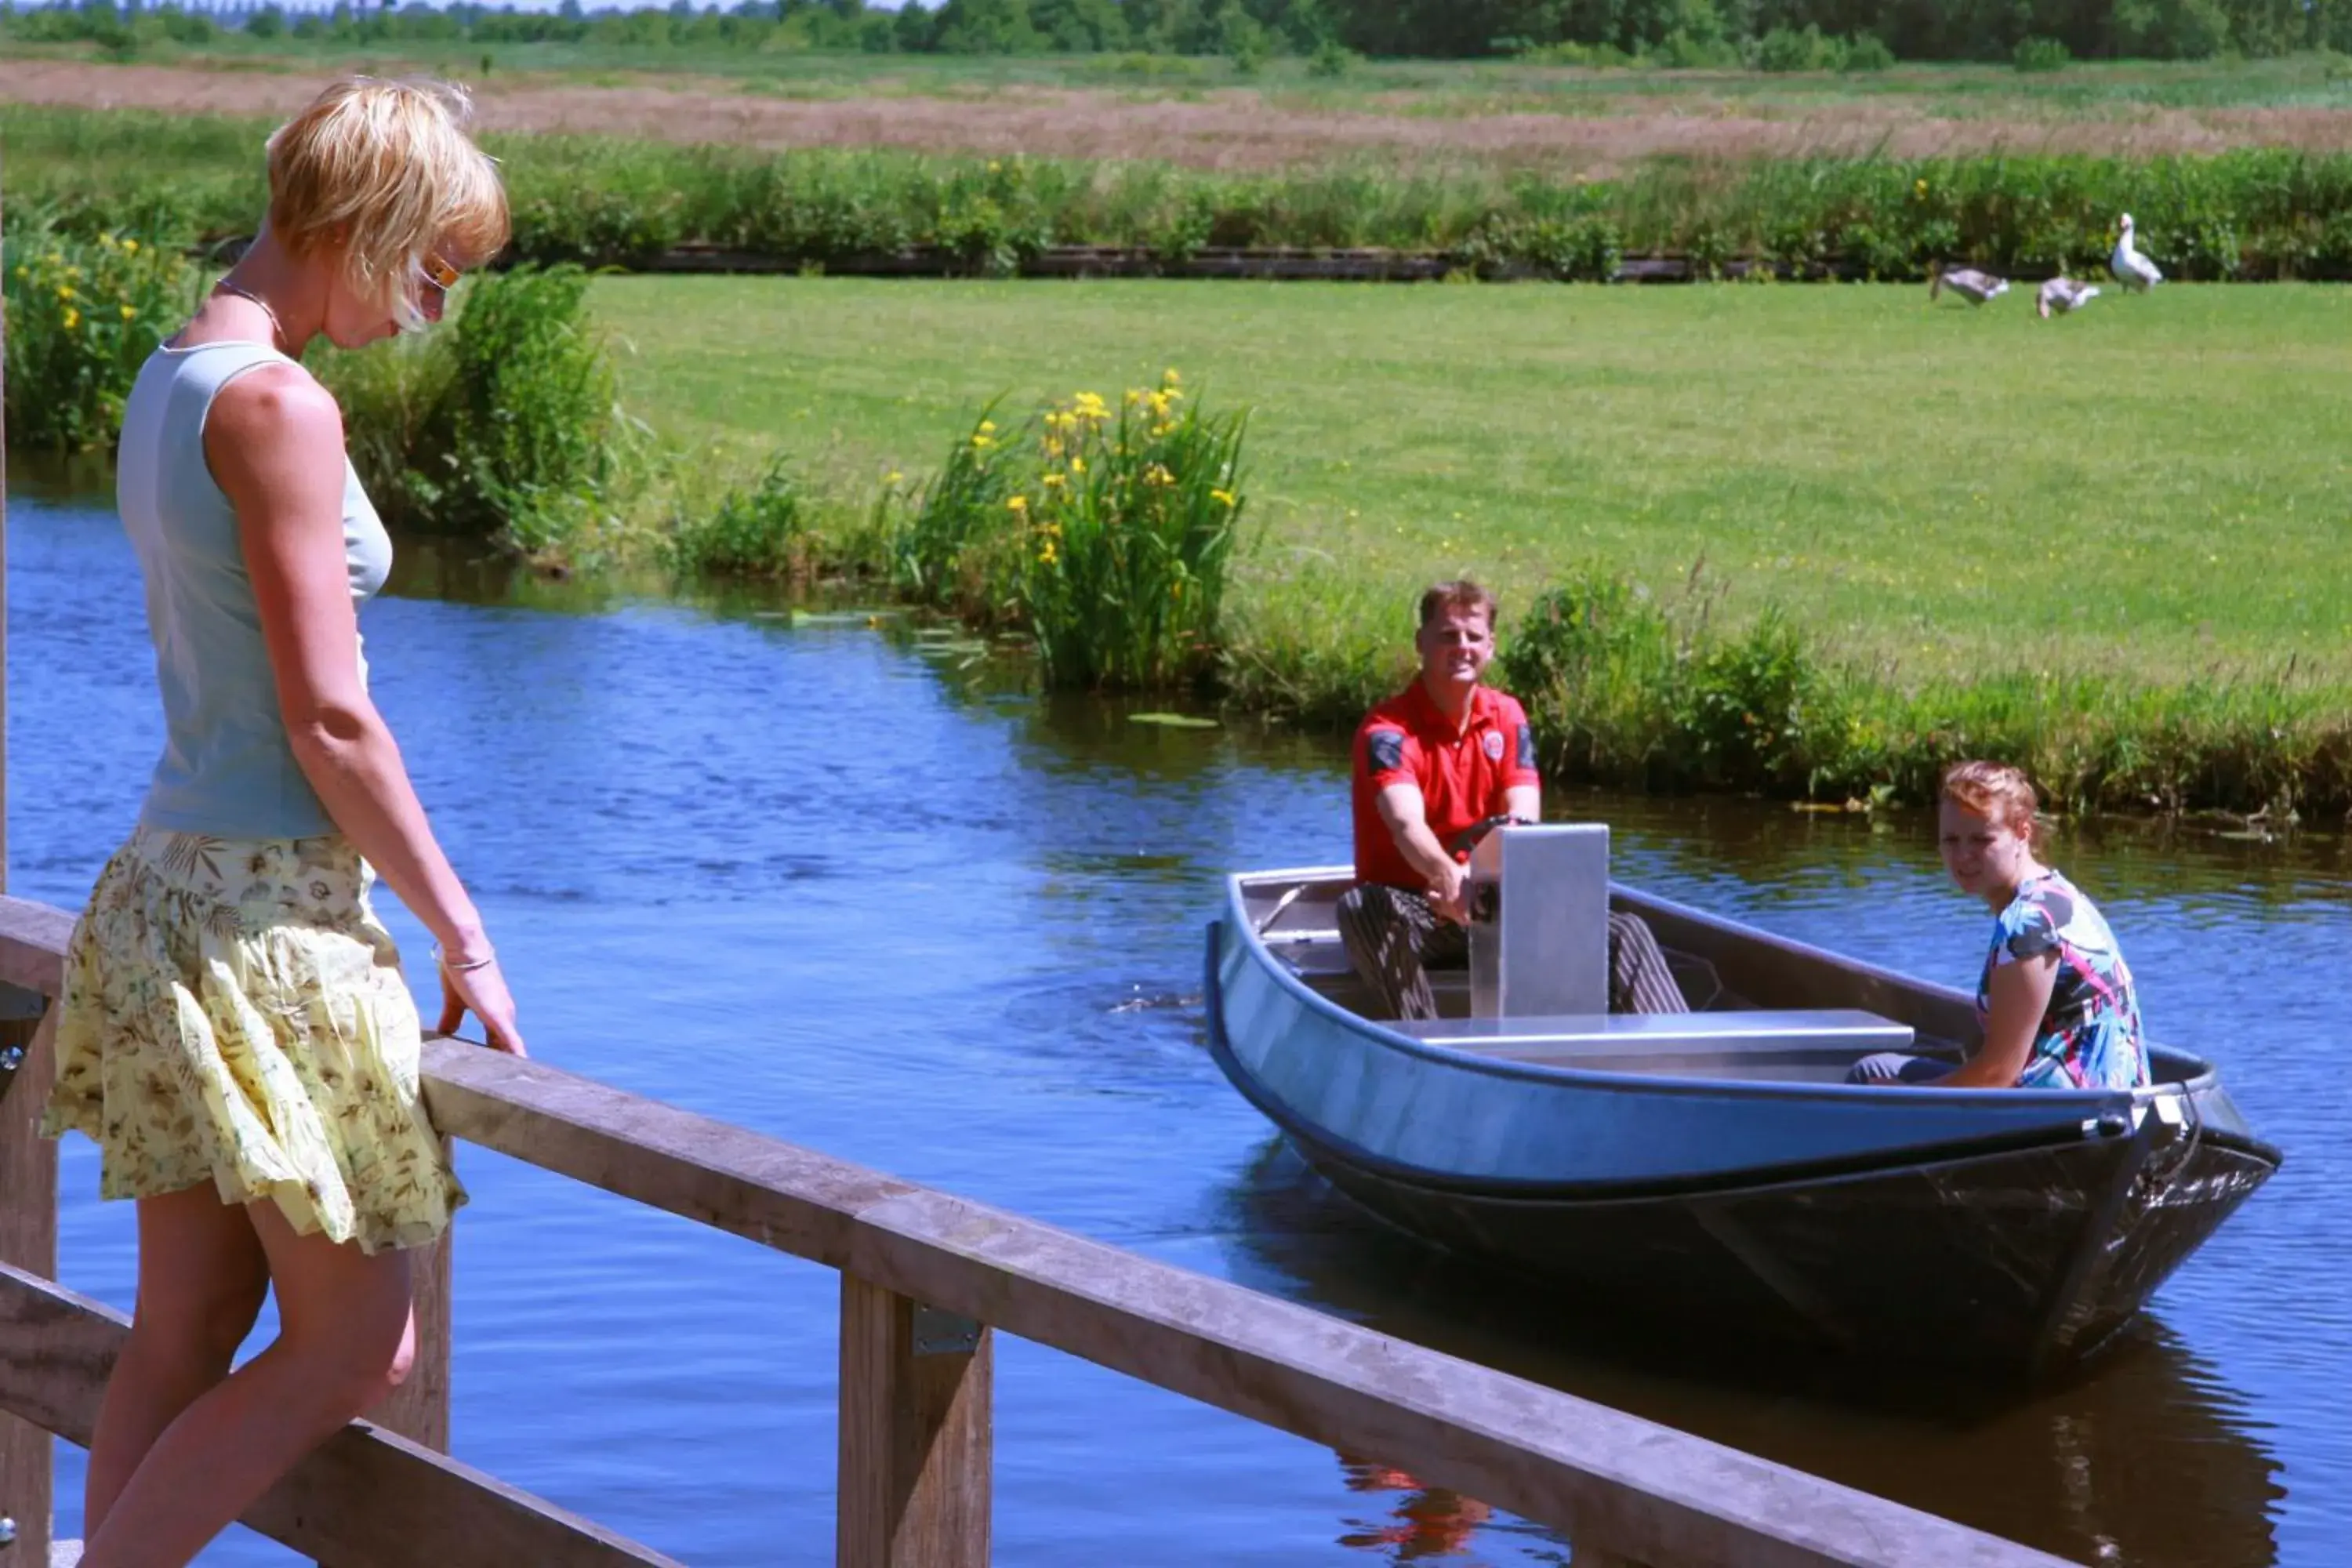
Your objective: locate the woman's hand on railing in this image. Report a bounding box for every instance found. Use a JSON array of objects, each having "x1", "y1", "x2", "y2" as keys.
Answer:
[{"x1": 435, "y1": 952, "x2": 527, "y2": 1058}]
